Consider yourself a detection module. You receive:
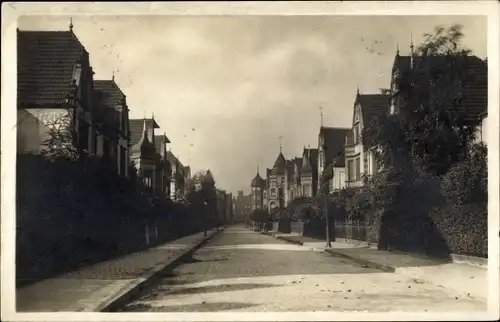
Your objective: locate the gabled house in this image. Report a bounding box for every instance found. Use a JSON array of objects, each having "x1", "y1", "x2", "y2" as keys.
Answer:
[
  {"x1": 317, "y1": 126, "x2": 350, "y2": 193},
  {"x1": 17, "y1": 27, "x2": 95, "y2": 156},
  {"x1": 345, "y1": 91, "x2": 391, "y2": 187},
  {"x1": 92, "y1": 79, "x2": 130, "y2": 177},
  {"x1": 389, "y1": 51, "x2": 488, "y2": 144},
  {"x1": 129, "y1": 118, "x2": 159, "y2": 197}
]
